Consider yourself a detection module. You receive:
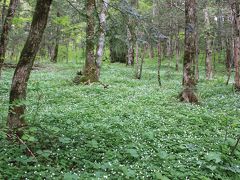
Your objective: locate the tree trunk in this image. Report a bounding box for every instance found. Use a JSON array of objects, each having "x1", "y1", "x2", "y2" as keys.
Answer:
[
  {"x1": 0, "y1": 0, "x2": 19, "y2": 78},
  {"x1": 232, "y1": 0, "x2": 240, "y2": 90},
  {"x1": 95, "y1": 0, "x2": 108, "y2": 77},
  {"x1": 179, "y1": 0, "x2": 198, "y2": 103},
  {"x1": 204, "y1": 8, "x2": 213, "y2": 80},
  {"x1": 81, "y1": 0, "x2": 99, "y2": 83},
  {"x1": 50, "y1": 11, "x2": 60, "y2": 63},
  {"x1": 1, "y1": 0, "x2": 7, "y2": 27},
  {"x1": 126, "y1": 25, "x2": 135, "y2": 66},
  {"x1": 175, "y1": 27, "x2": 180, "y2": 71},
  {"x1": 157, "y1": 42, "x2": 162, "y2": 86},
  {"x1": 7, "y1": 0, "x2": 52, "y2": 137}
]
